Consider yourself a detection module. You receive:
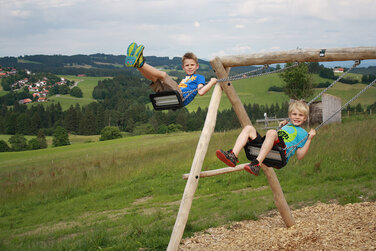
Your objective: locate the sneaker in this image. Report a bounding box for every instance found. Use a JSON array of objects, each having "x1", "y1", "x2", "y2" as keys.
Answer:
[
  {"x1": 244, "y1": 160, "x2": 260, "y2": 176},
  {"x1": 216, "y1": 149, "x2": 238, "y2": 167},
  {"x1": 127, "y1": 42, "x2": 138, "y2": 56},
  {"x1": 125, "y1": 43, "x2": 145, "y2": 67},
  {"x1": 135, "y1": 54, "x2": 145, "y2": 68}
]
